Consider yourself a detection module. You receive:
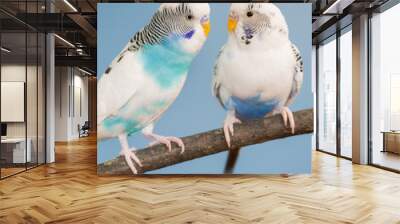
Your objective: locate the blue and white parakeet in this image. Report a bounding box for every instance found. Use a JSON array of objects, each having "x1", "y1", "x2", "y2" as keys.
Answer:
[
  {"x1": 212, "y1": 3, "x2": 303, "y2": 172},
  {"x1": 98, "y1": 3, "x2": 211, "y2": 174}
]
